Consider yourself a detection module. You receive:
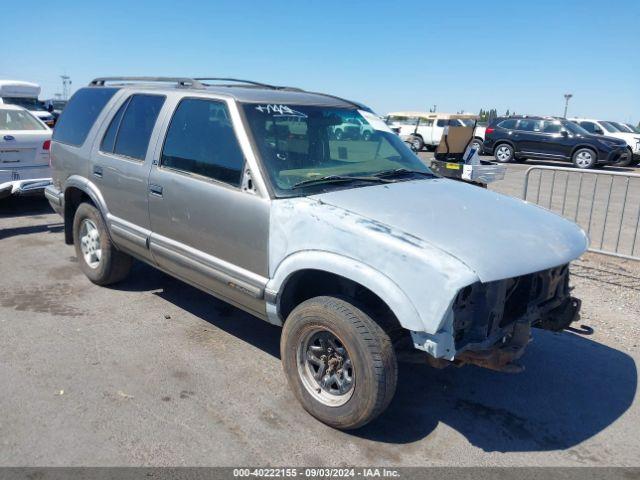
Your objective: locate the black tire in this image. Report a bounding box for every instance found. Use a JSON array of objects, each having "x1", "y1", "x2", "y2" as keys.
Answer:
[
  {"x1": 281, "y1": 296, "x2": 397, "y2": 430},
  {"x1": 73, "y1": 202, "x2": 132, "y2": 285},
  {"x1": 615, "y1": 148, "x2": 633, "y2": 167},
  {"x1": 470, "y1": 138, "x2": 484, "y2": 155},
  {"x1": 410, "y1": 136, "x2": 424, "y2": 152},
  {"x1": 572, "y1": 148, "x2": 598, "y2": 169},
  {"x1": 494, "y1": 143, "x2": 514, "y2": 163}
]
